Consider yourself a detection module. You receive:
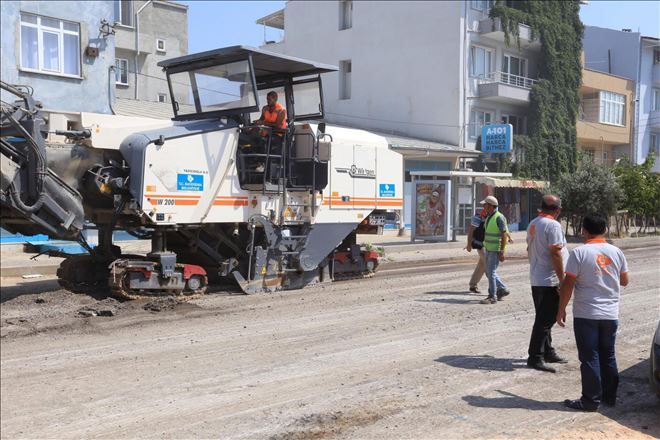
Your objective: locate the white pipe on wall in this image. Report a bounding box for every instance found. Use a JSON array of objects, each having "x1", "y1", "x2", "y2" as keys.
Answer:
[{"x1": 134, "y1": 0, "x2": 153, "y2": 100}]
